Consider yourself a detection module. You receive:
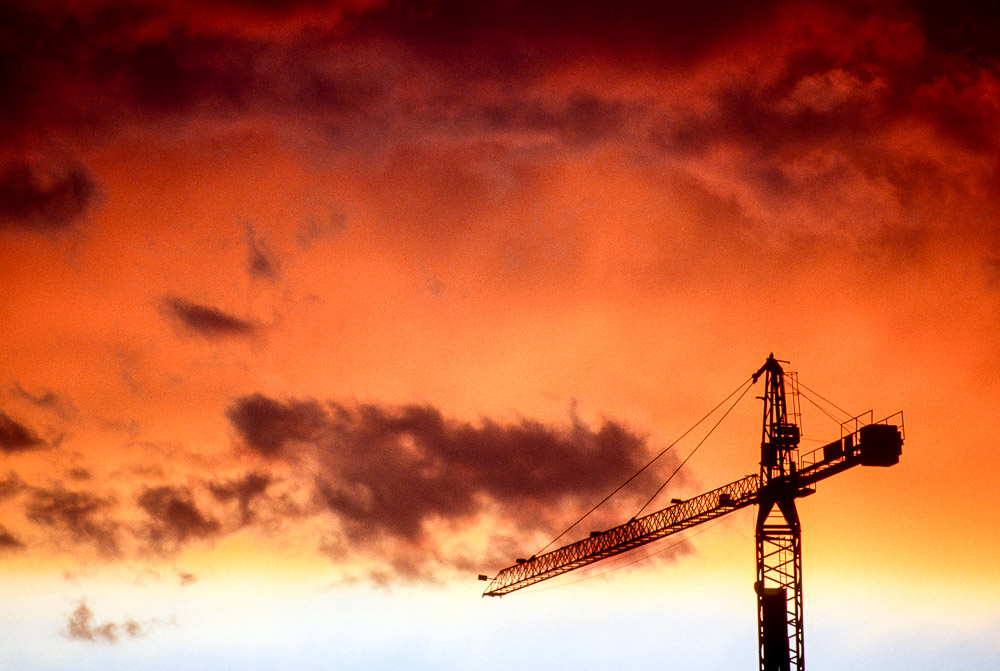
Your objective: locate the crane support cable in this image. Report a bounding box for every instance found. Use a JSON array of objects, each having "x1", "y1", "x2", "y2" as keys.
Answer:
[
  {"x1": 796, "y1": 380, "x2": 853, "y2": 419},
  {"x1": 483, "y1": 473, "x2": 760, "y2": 596},
  {"x1": 796, "y1": 388, "x2": 844, "y2": 427},
  {"x1": 532, "y1": 375, "x2": 755, "y2": 557},
  {"x1": 633, "y1": 377, "x2": 757, "y2": 519}
]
